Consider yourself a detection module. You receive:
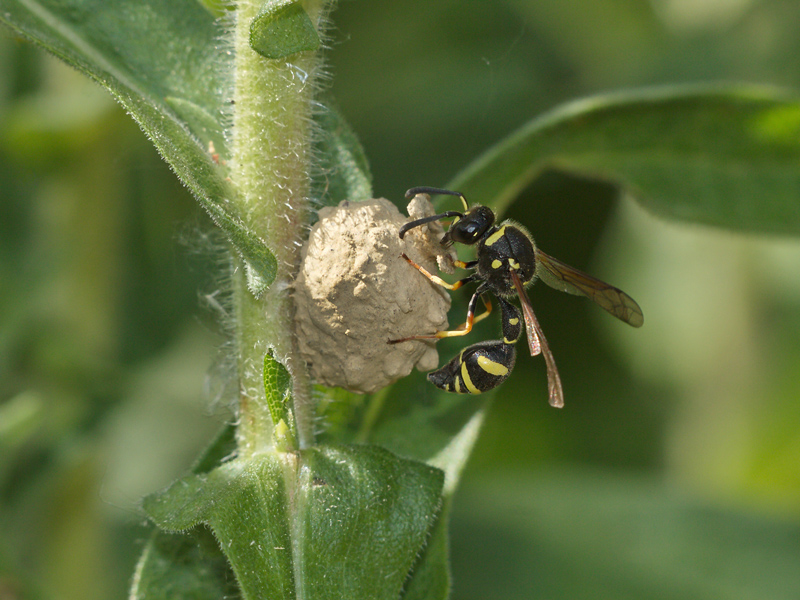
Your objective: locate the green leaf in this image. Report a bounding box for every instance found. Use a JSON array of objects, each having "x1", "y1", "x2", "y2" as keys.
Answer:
[
  {"x1": 298, "y1": 446, "x2": 443, "y2": 600},
  {"x1": 205, "y1": 202, "x2": 279, "y2": 293},
  {"x1": 144, "y1": 453, "x2": 295, "y2": 597},
  {"x1": 0, "y1": 0, "x2": 225, "y2": 179},
  {"x1": 143, "y1": 445, "x2": 444, "y2": 600},
  {"x1": 250, "y1": 0, "x2": 321, "y2": 59},
  {"x1": 130, "y1": 528, "x2": 240, "y2": 600},
  {"x1": 263, "y1": 348, "x2": 293, "y2": 427},
  {"x1": 402, "y1": 499, "x2": 451, "y2": 600},
  {"x1": 0, "y1": 0, "x2": 278, "y2": 288},
  {"x1": 316, "y1": 378, "x2": 487, "y2": 600},
  {"x1": 313, "y1": 105, "x2": 374, "y2": 208},
  {"x1": 130, "y1": 424, "x2": 237, "y2": 599},
  {"x1": 450, "y1": 84, "x2": 800, "y2": 233},
  {"x1": 263, "y1": 348, "x2": 297, "y2": 449},
  {"x1": 357, "y1": 381, "x2": 489, "y2": 483}
]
